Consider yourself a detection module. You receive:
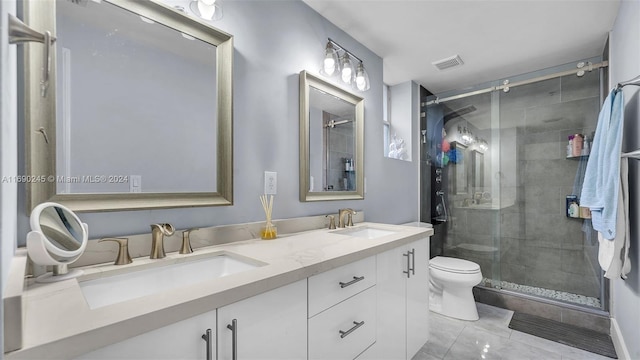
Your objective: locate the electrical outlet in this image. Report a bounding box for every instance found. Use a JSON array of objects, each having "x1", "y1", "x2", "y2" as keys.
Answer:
[{"x1": 264, "y1": 171, "x2": 277, "y2": 194}]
